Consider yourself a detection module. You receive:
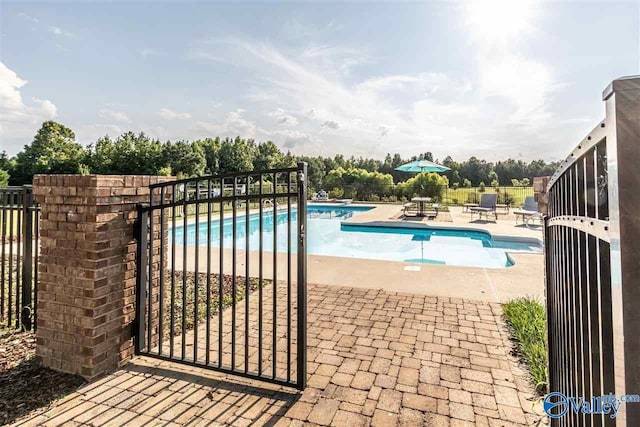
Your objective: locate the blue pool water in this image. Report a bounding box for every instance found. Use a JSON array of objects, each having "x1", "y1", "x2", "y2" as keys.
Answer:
[{"x1": 174, "y1": 205, "x2": 541, "y2": 268}]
